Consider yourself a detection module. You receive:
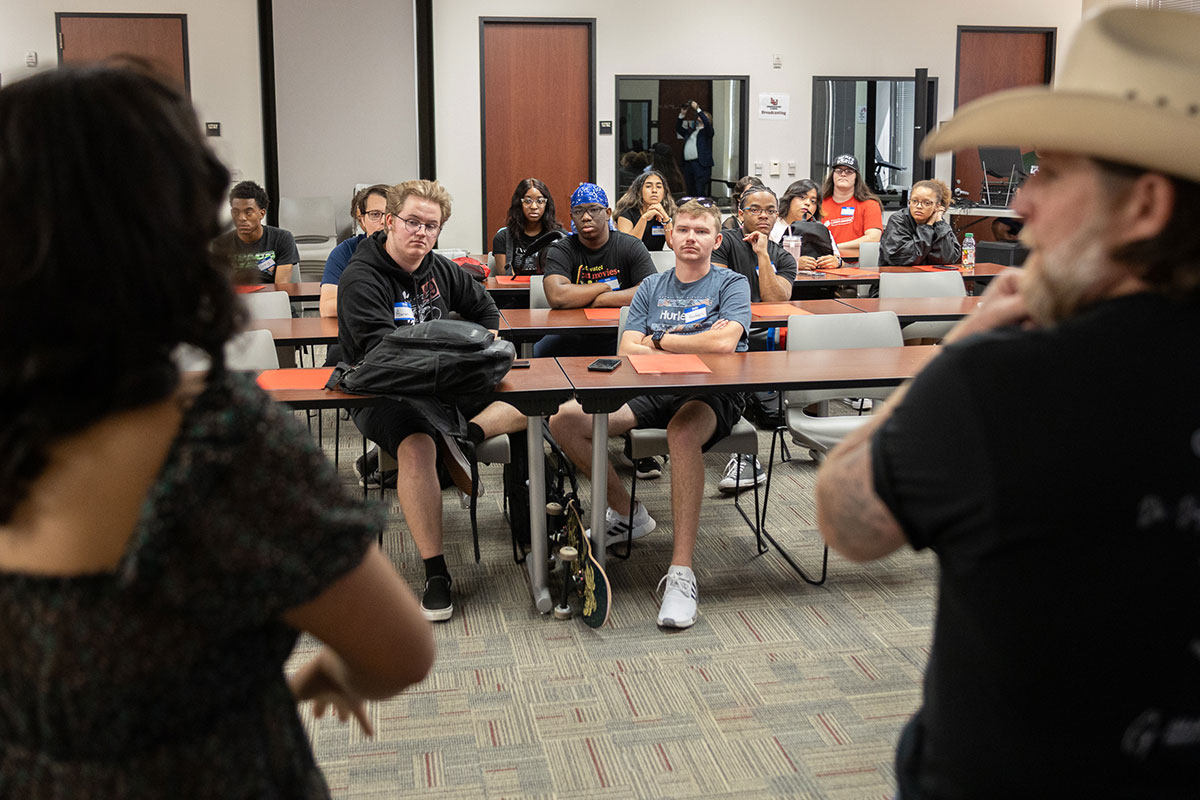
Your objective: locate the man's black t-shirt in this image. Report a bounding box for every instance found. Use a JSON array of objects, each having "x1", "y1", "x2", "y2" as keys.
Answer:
[
  {"x1": 543, "y1": 230, "x2": 655, "y2": 290},
  {"x1": 871, "y1": 292, "x2": 1200, "y2": 797},
  {"x1": 617, "y1": 208, "x2": 668, "y2": 251},
  {"x1": 710, "y1": 234, "x2": 797, "y2": 302}
]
